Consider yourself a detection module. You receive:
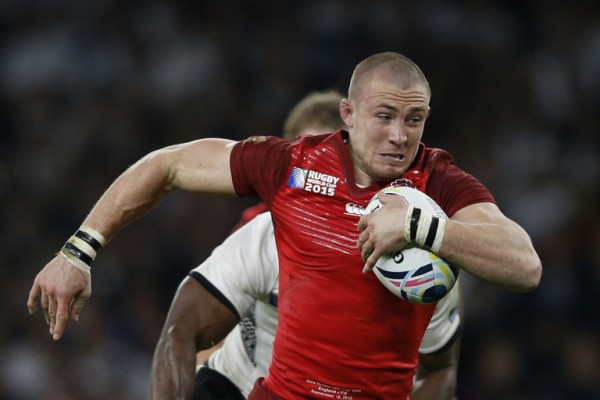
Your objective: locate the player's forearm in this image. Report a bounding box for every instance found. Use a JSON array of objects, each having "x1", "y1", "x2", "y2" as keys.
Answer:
[
  {"x1": 81, "y1": 138, "x2": 236, "y2": 241},
  {"x1": 150, "y1": 328, "x2": 197, "y2": 400},
  {"x1": 440, "y1": 219, "x2": 541, "y2": 292},
  {"x1": 82, "y1": 150, "x2": 172, "y2": 241}
]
